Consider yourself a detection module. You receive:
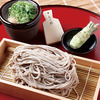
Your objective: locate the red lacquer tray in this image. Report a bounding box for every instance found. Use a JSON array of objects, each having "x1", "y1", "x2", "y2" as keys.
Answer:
[{"x1": 0, "y1": 5, "x2": 100, "y2": 100}]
